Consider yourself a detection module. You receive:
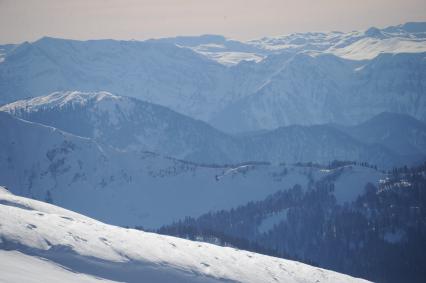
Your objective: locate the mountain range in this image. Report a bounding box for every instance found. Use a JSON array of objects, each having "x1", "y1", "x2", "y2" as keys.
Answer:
[
  {"x1": 2, "y1": 91, "x2": 425, "y2": 167},
  {"x1": 1, "y1": 22, "x2": 425, "y2": 132}
]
